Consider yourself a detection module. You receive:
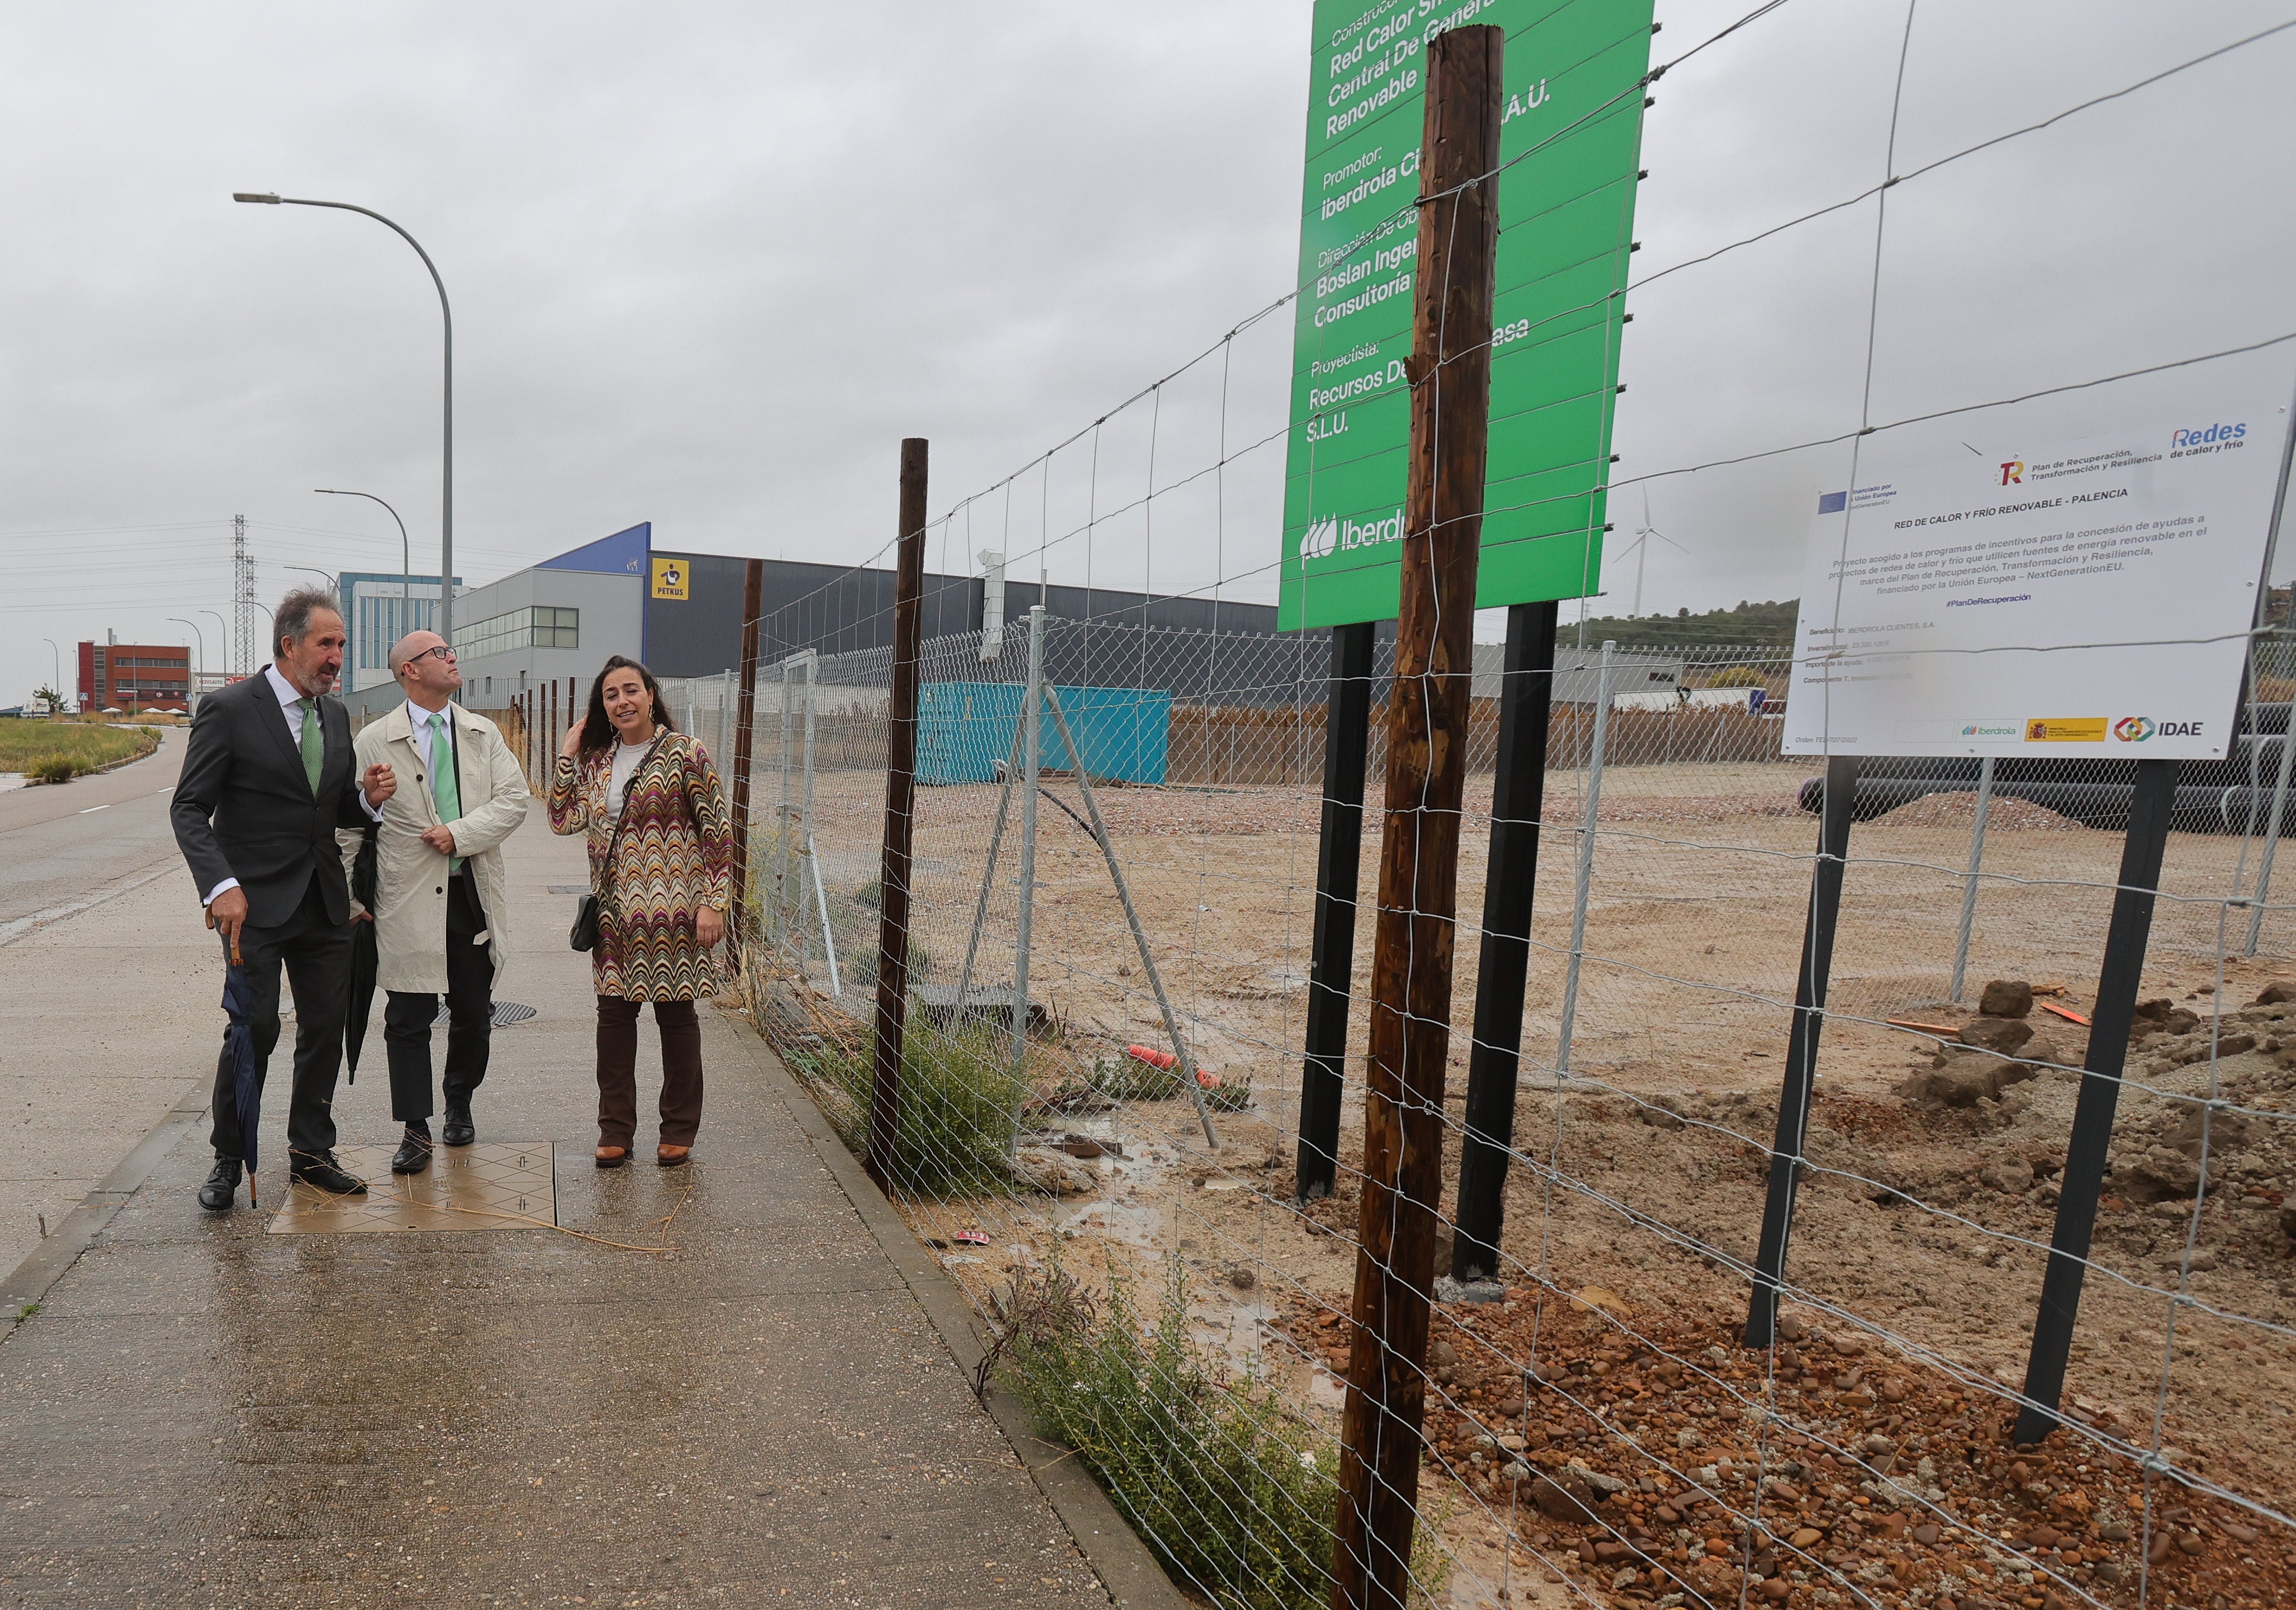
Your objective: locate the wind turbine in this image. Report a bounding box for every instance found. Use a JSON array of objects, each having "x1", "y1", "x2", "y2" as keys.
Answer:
[{"x1": 1614, "y1": 487, "x2": 1688, "y2": 616}]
